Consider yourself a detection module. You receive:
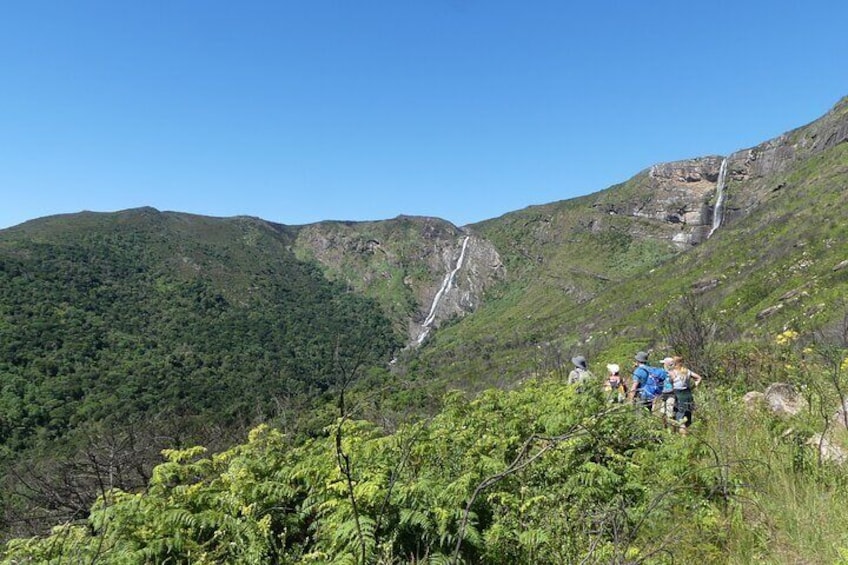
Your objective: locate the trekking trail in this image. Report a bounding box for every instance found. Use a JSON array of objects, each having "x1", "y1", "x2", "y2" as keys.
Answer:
[
  {"x1": 707, "y1": 158, "x2": 728, "y2": 238},
  {"x1": 416, "y1": 235, "x2": 470, "y2": 345}
]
